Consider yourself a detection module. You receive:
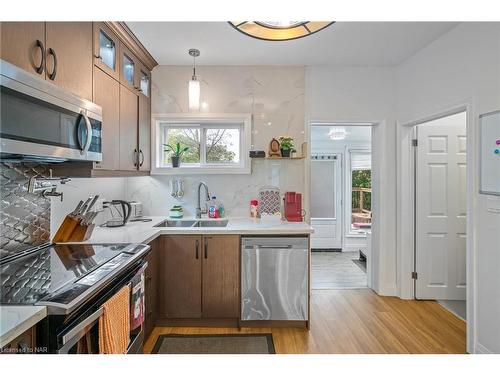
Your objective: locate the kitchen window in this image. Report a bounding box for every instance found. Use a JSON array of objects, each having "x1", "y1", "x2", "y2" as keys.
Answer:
[{"x1": 152, "y1": 114, "x2": 251, "y2": 174}]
